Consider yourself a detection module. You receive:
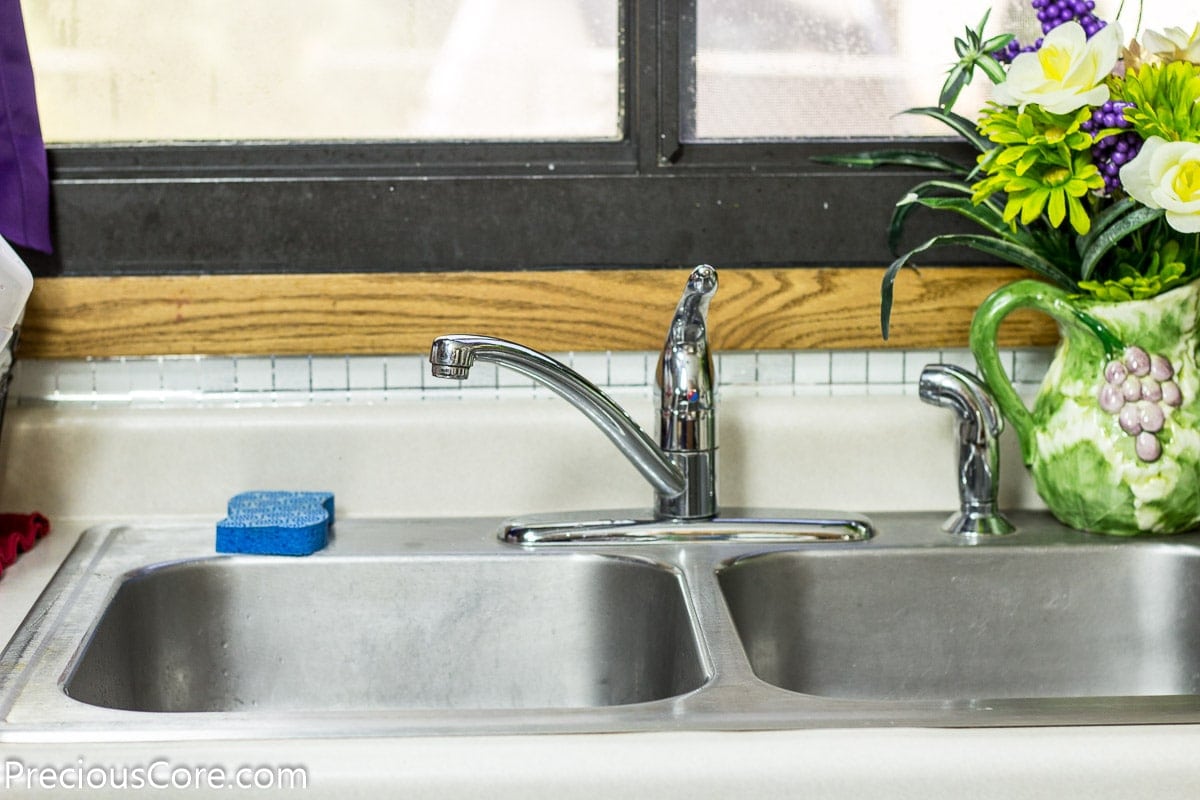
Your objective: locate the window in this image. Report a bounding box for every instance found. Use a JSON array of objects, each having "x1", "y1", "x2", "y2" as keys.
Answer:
[
  {"x1": 692, "y1": 0, "x2": 1015, "y2": 139},
  {"x1": 20, "y1": 0, "x2": 1193, "y2": 277},
  {"x1": 26, "y1": 0, "x2": 621, "y2": 142},
  {"x1": 689, "y1": 0, "x2": 1199, "y2": 139}
]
